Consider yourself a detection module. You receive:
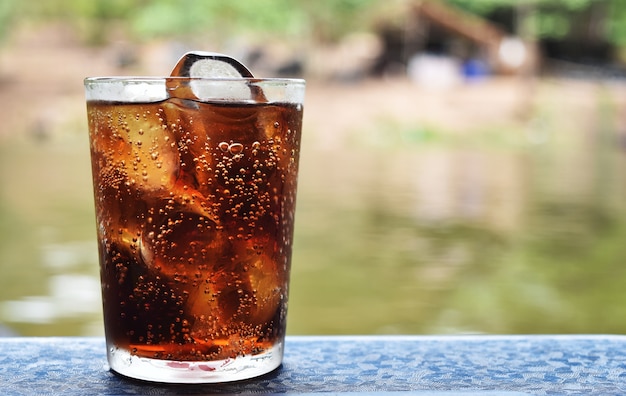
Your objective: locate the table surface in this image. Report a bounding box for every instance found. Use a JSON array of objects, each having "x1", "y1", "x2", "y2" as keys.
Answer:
[{"x1": 1, "y1": 335, "x2": 625, "y2": 395}]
